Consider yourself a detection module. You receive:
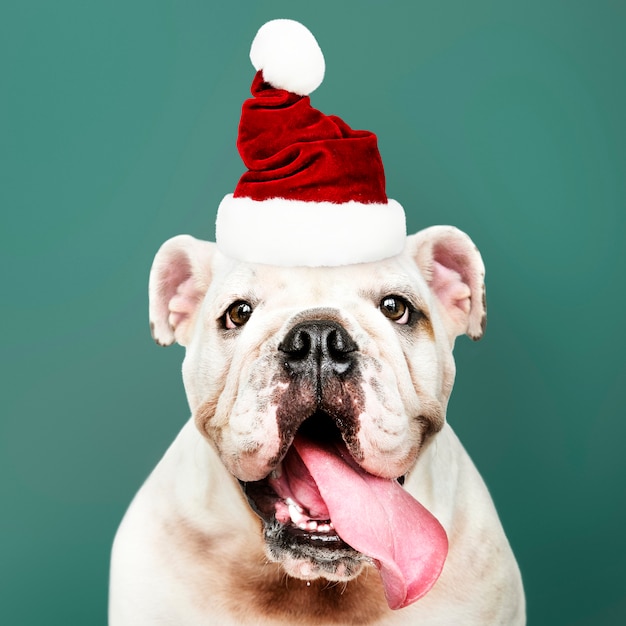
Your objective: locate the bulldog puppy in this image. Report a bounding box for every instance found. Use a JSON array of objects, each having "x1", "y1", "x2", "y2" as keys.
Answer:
[{"x1": 109, "y1": 225, "x2": 525, "y2": 625}]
